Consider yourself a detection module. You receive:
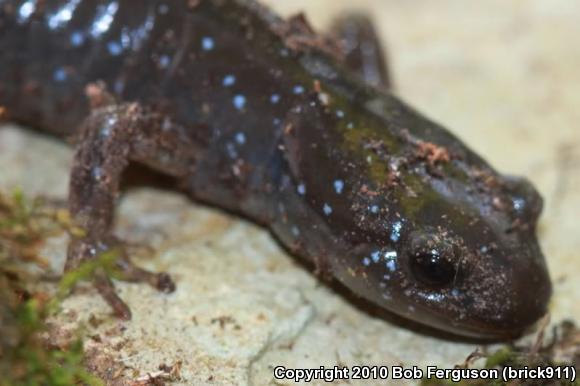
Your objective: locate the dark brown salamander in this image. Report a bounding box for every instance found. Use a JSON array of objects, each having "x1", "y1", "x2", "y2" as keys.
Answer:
[{"x1": 0, "y1": 0, "x2": 551, "y2": 339}]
